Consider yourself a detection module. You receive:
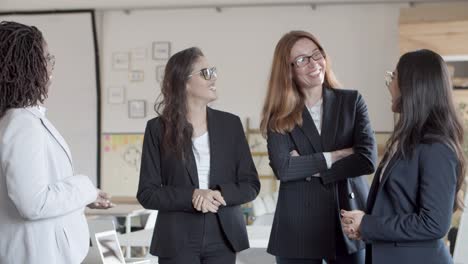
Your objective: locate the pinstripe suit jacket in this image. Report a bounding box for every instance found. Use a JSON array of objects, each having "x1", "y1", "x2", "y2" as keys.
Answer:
[{"x1": 266, "y1": 87, "x2": 377, "y2": 259}]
